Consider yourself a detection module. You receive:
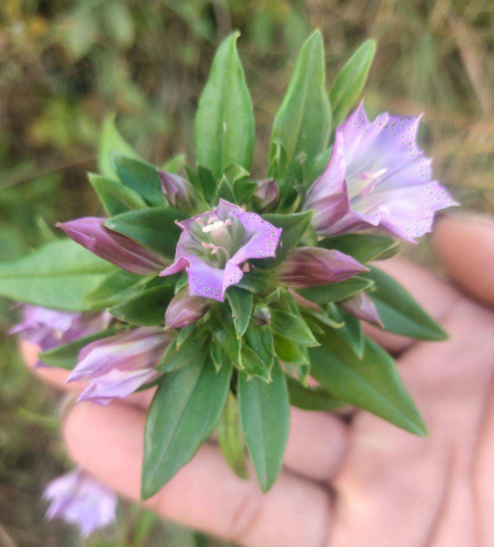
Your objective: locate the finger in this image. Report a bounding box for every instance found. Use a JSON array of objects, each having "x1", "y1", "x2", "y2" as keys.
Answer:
[
  {"x1": 434, "y1": 213, "x2": 494, "y2": 307},
  {"x1": 63, "y1": 402, "x2": 333, "y2": 547}
]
